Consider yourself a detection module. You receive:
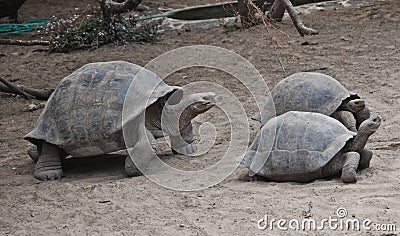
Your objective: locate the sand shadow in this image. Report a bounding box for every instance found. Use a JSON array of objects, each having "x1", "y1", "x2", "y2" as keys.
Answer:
[{"x1": 61, "y1": 153, "x2": 174, "y2": 182}]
